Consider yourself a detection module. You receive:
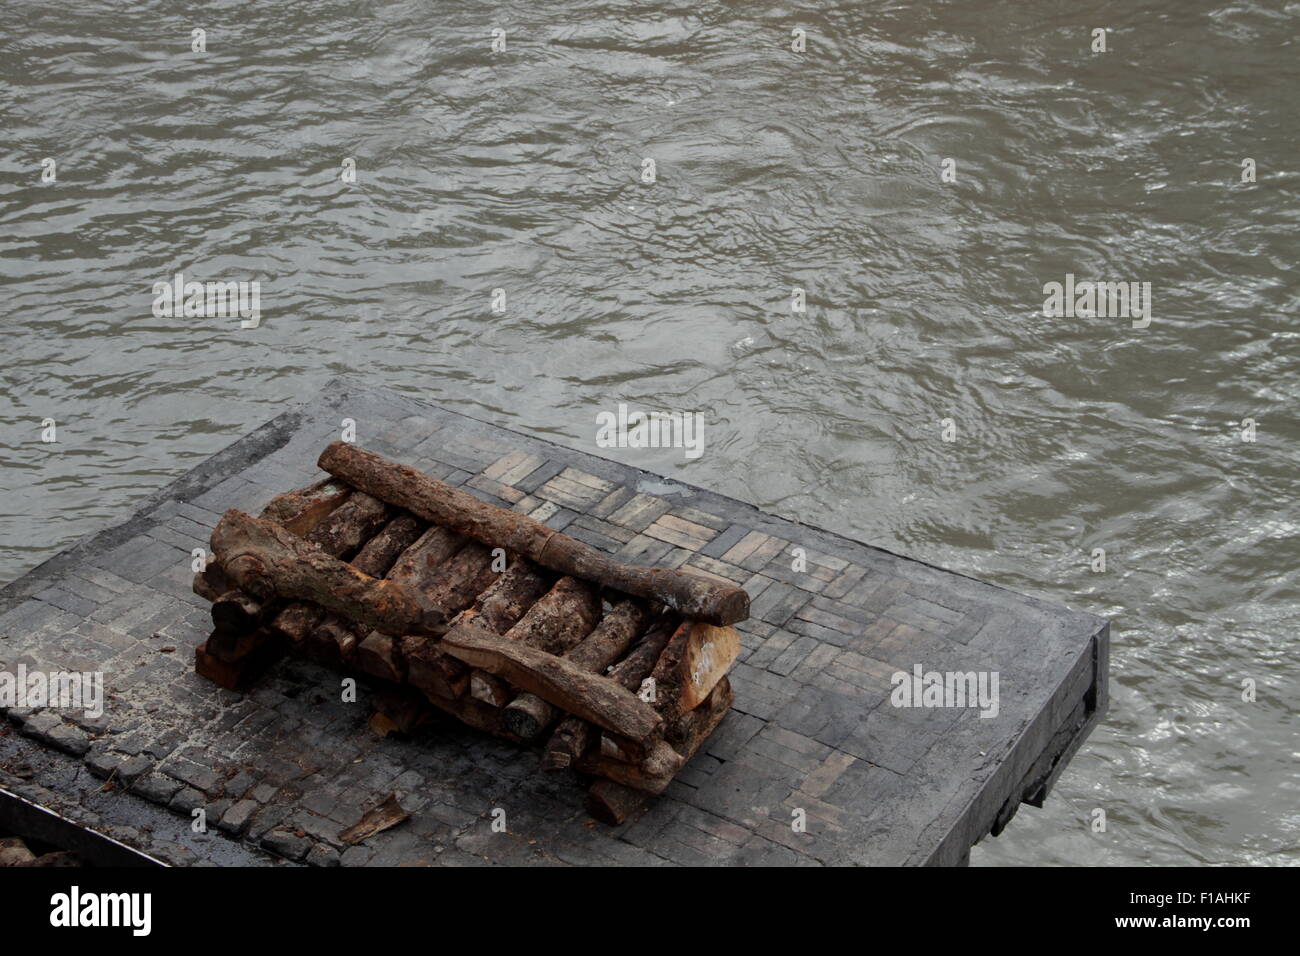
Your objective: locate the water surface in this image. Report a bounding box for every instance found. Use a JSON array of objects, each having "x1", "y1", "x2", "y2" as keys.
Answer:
[{"x1": 1, "y1": 0, "x2": 1296, "y2": 864}]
